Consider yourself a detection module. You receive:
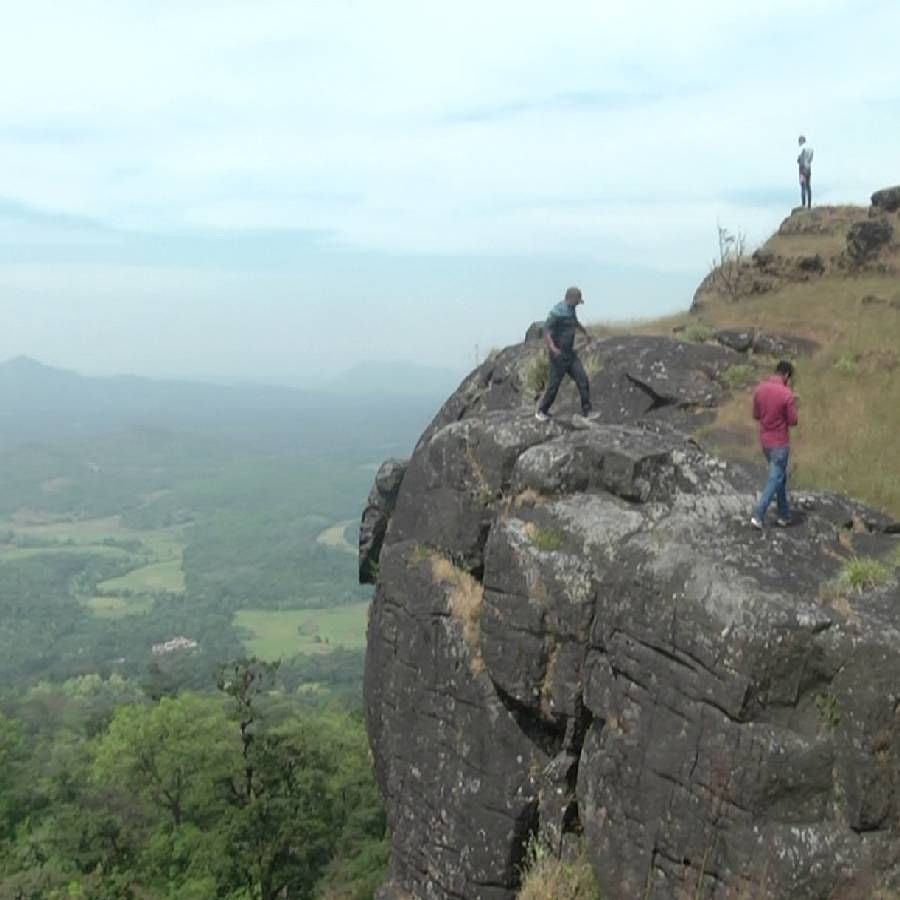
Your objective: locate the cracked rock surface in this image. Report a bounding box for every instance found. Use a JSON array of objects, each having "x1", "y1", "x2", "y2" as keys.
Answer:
[{"x1": 360, "y1": 335, "x2": 900, "y2": 900}]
